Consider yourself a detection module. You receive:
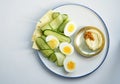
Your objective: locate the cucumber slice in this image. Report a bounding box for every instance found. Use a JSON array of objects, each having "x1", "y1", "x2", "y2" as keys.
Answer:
[
  {"x1": 41, "y1": 50, "x2": 54, "y2": 58},
  {"x1": 49, "y1": 53, "x2": 57, "y2": 62},
  {"x1": 36, "y1": 37, "x2": 51, "y2": 50},
  {"x1": 52, "y1": 12, "x2": 60, "y2": 19},
  {"x1": 55, "y1": 52, "x2": 65, "y2": 67},
  {"x1": 62, "y1": 14, "x2": 68, "y2": 21},
  {"x1": 32, "y1": 10, "x2": 53, "y2": 42},
  {"x1": 41, "y1": 24, "x2": 52, "y2": 31},
  {"x1": 50, "y1": 14, "x2": 63, "y2": 30},
  {"x1": 41, "y1": 35, "x2": 46, "y2": 40},
  {"x1": 58, "y1": 18, "x2": 69, "y2": 33},
  {"x1": 32, "y1": 10, "x2": 53, "y2": 50},
  {"x1": 39, "y1": 10, "x2": 53, "y2": 27},
  {"x1": 44, "y1": 30, "x2": 71, "y2": 43}
]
